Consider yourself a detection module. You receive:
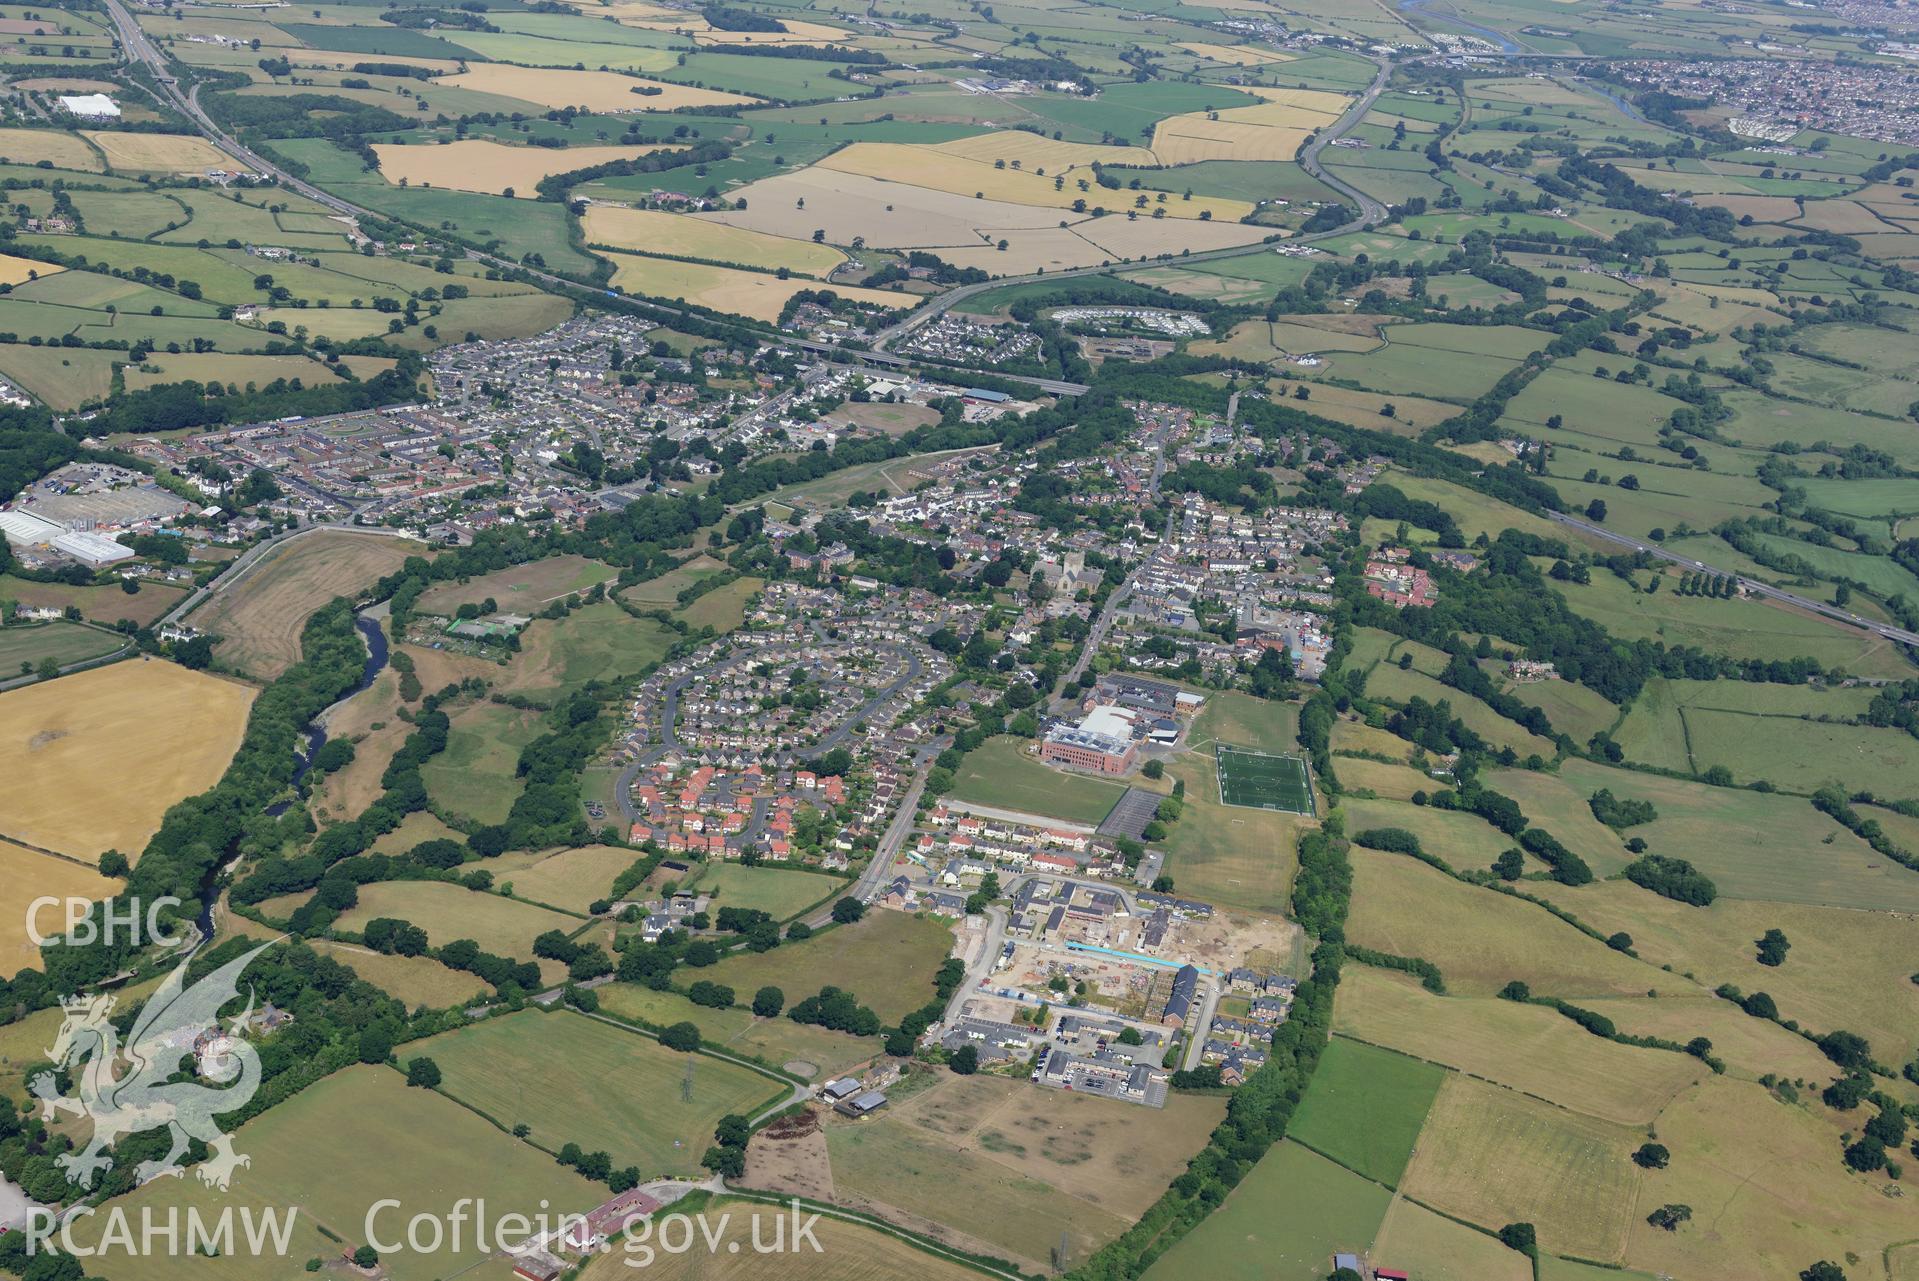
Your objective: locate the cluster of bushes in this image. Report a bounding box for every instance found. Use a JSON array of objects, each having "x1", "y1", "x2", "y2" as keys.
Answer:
[
  {"x1": 1624, "y1": 853, "x2": 1717, "y2": 906},
  {"x1": 1588, "y1": 787, "x2": 1657, "y2": 828}
]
